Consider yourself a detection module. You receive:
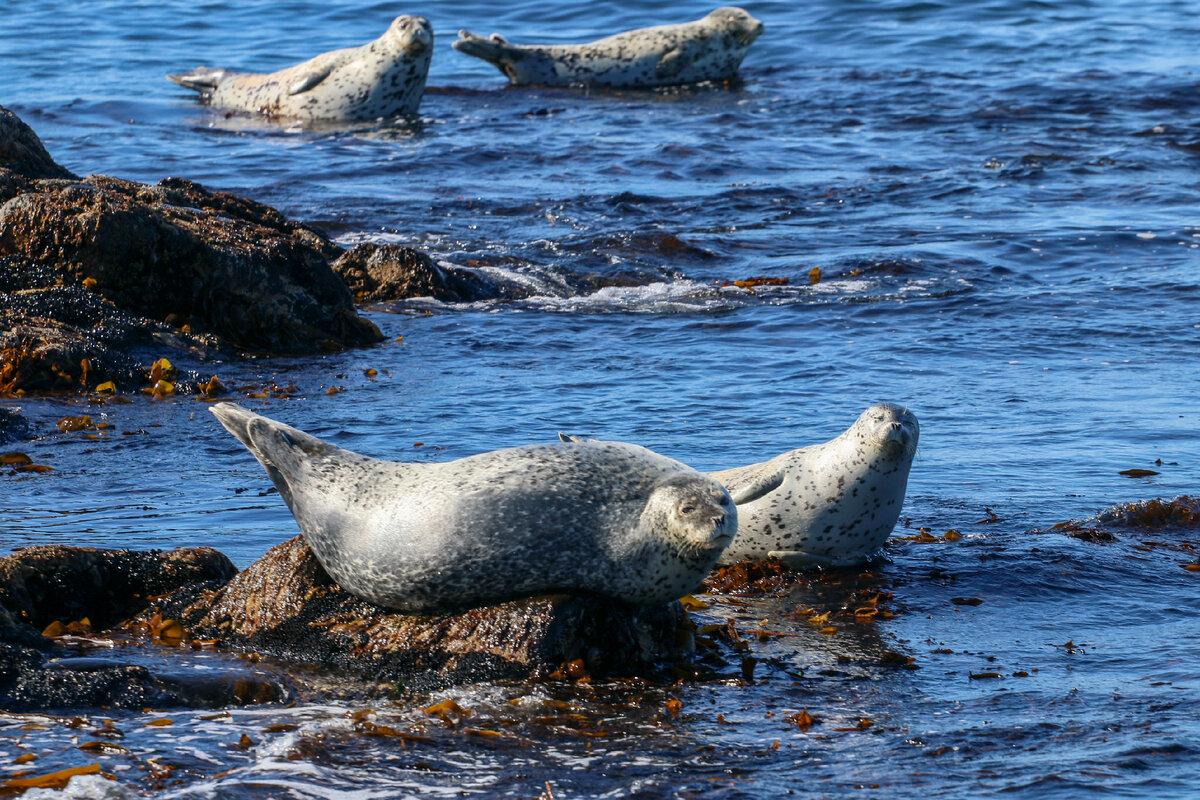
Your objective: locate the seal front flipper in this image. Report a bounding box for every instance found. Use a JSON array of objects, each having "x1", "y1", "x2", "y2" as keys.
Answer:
[
  {"x1": 721, "y1": 465, "x2": 784, "y2": 505},
  {"x1": 655, "y1": 44, "x2": 691, "y2": 79},
  {"x1": 289, "y1": 68, "x2": 333, "y2": 95}
]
